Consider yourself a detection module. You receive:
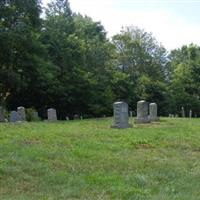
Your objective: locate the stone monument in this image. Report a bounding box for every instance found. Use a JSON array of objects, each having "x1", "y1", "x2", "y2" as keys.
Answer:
[
  {"x1": 181, "y1": 107, "x2": 185, "y2": 118},
  {"x1": 47, "y1": 108, "x2": 57, "y2": 121},
  {"x1": 189, "y1": 109, "x2": 192, "y2": 118},
  {"x1": 17, "y1": 106, "x2": 26, "y2": 121},
  {"x1": 10, "y1": 111, "x2": 19, "y2": 122},
  {"x1": 149, "y1": 103, "x2": 159, "y2": 121},
  {"x1": 33, "y1": 111, "x2": 39, "y2": 121},
  {"x1": 111, "y1": 101, "x2": 132, "y2": 128},
  {"x1": 135, "y1": 100, "x2": 150, "y2": 123}
]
